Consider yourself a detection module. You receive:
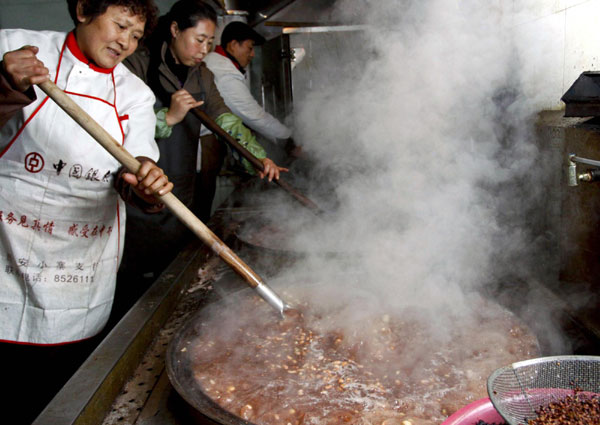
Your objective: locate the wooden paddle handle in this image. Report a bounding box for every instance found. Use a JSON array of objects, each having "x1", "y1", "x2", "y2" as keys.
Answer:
[
  {"x1": 161, "y1": 75, "x2": 323, "y2": 215},
  {"x1": 190, "y1": 108, "x2": 323, "y2": 214},
  {"x1": 38, "y1": 80, "x2": 262, "y2": 288}
]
